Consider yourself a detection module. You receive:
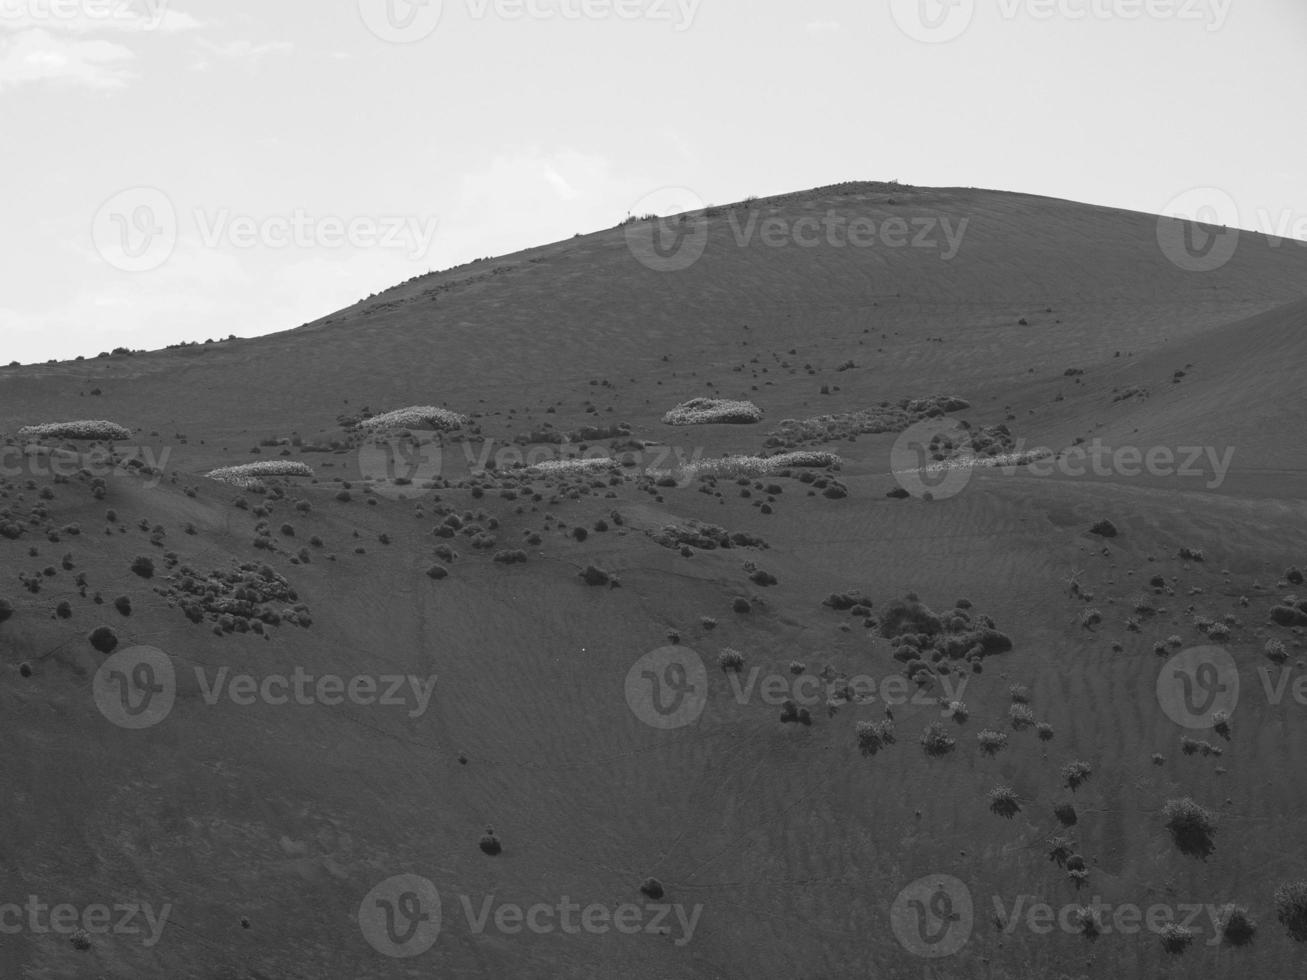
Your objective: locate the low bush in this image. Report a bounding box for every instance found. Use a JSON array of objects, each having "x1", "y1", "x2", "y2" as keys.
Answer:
[
  {"x1": 18, "y1": 420, "x2": 131, "y2": 441},
  {"x1": 663, "y1": 398, "x2": 763, "y2": 426},
  {"x1": 1275, "y1": 881, "x2": 1307, "y2": 941}
]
